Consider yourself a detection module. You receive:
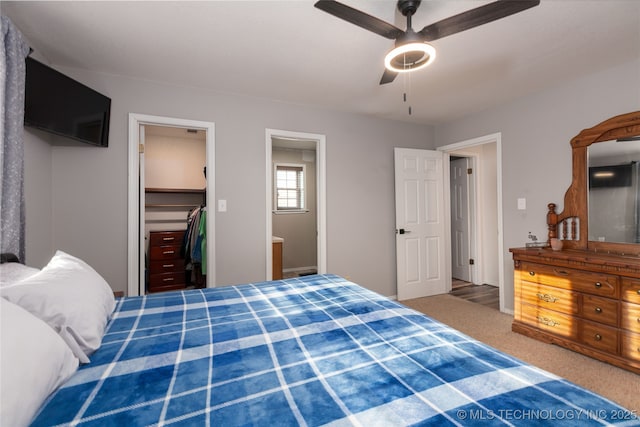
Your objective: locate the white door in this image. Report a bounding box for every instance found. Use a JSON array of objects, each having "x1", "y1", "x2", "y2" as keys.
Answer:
[
  {"x1": 395, "y1": 148, "x2": 447, "y2": 300},
  {"x1": 450, "y1": 157, "x2": 471, "y2": 282}
]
